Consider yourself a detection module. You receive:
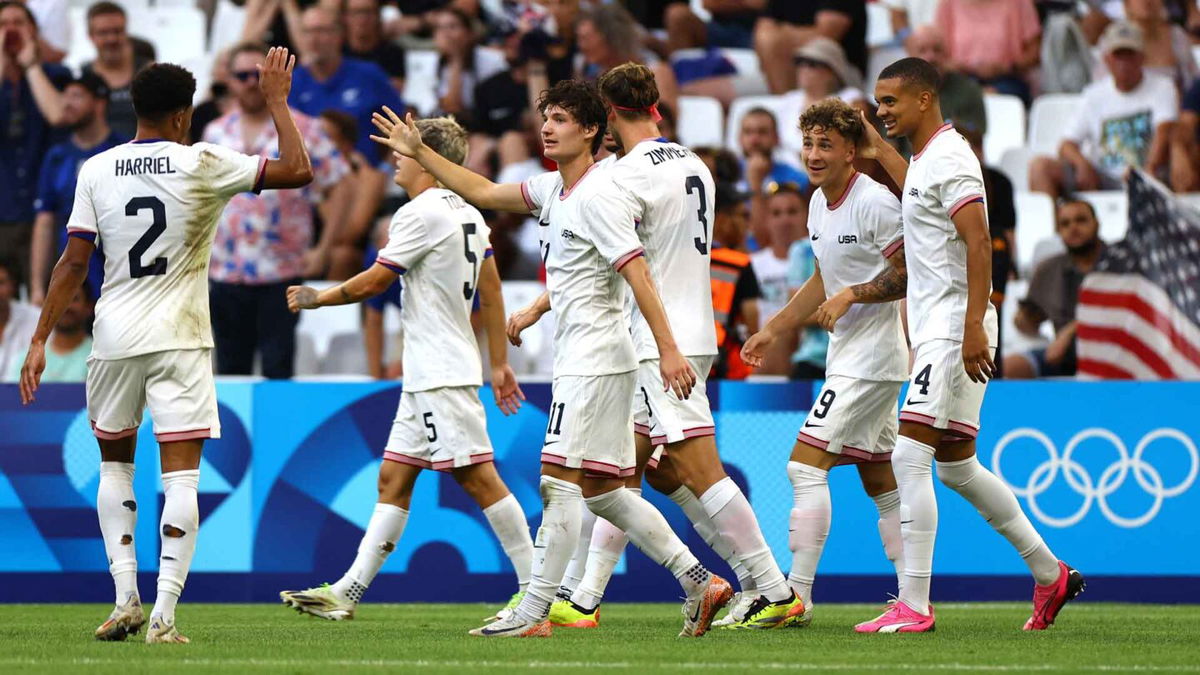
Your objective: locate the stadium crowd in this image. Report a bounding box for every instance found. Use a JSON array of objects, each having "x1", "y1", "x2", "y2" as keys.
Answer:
[{"x1": 2, "y1": 0, "x2": 1198, "y2": 383}]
